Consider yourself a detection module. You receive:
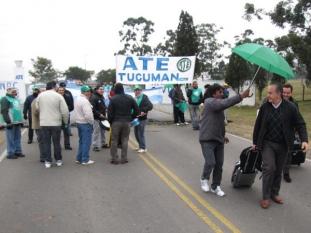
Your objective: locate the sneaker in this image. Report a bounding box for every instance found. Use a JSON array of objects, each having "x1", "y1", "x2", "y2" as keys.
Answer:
[
  {"x1": 93, "y1": 147, "x2": 100, "y2": 152},
  {"x1": 102, "y1": 144, "x2": 110, "y2": 148},
  {"x1": 81, "y1": 160, "x2": 95, "y2": 165},
  {"x1": 176, "y1": 123, "x2": 180, "y2": 126},
  {"x1": 211, "y1": 186, "x2": 226, "y2": 197},
  {"x1": 65, "y1": 146, "x2": 73, "y2": 150},
  {"x1": 75, "y1": 160, "x2": 81, "y2": 164},
  {"x1": 284, "y1": 173, "x2": 292, "y2": 183},
  {"x1": 56, "y1": 160, "x2": 63, "y2": 167},
  {"x1": 133, "y1": 147, "x2": 140, "y2": 151},
  {"x1": 15, "y1": 153, "x2": 25, "y2": 158},
  {"x1": 6, "y1": 155, "x2": 18, "y2": 159},
  {"x1": 45, "y1": 162, "x2": 52, "y2": 168},
  {"x1": 137, "y1": 149, "x2": 147, "y2": 153},
  {"x1": 200, "y1": 179, "x2": 209, "y2": 192},
  {"x1": 183, "y1": 122, "x2": 189, "y2": 125}
]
